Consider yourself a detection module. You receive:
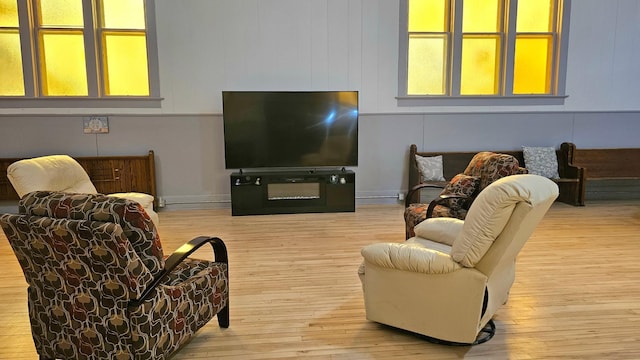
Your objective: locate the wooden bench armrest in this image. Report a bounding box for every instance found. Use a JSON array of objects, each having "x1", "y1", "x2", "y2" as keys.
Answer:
[
  {"x1": 559, "y1": 163, "x2": 584, "y2": 180},
  {"x1": 405, "y1": 182, "x2": 446, "y2": 207}
]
